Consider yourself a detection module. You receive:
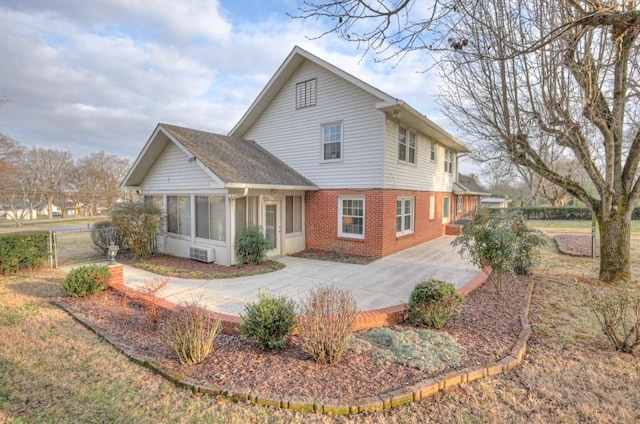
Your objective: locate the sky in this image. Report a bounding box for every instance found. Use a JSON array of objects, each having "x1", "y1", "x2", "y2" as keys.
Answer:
[{"x1": 0, "y1": 0, "x2": 469, "y2": 170}]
